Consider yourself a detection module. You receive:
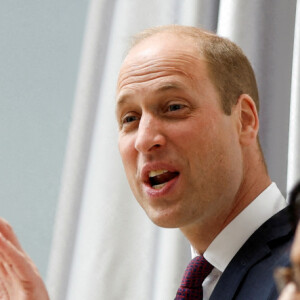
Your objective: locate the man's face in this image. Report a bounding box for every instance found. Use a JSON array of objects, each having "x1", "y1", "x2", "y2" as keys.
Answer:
[{"x1": 116, "y1": 33, "x2": 244, "y2": 230}]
